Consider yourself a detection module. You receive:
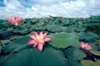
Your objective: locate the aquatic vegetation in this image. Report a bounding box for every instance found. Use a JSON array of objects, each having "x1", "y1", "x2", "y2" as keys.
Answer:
[
  {"x1": 80, "y1": 42, "x2": 92, "y2": 50},
  {"x1": 7, "y1": 15, "x2": 22, "y2": 26},
  {"x1": 28, "y1": 31, "x2": 51, "y2": 51},
  {"x1": 0, "y1": 15, "x2": 100, "y2": 66}
]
